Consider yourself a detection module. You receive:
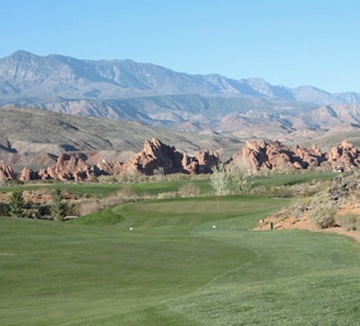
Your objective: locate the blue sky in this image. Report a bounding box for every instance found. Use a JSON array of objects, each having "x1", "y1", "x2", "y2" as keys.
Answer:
[{"x1": 2, "y1": 0, "x2": 360, "y2": 92}]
